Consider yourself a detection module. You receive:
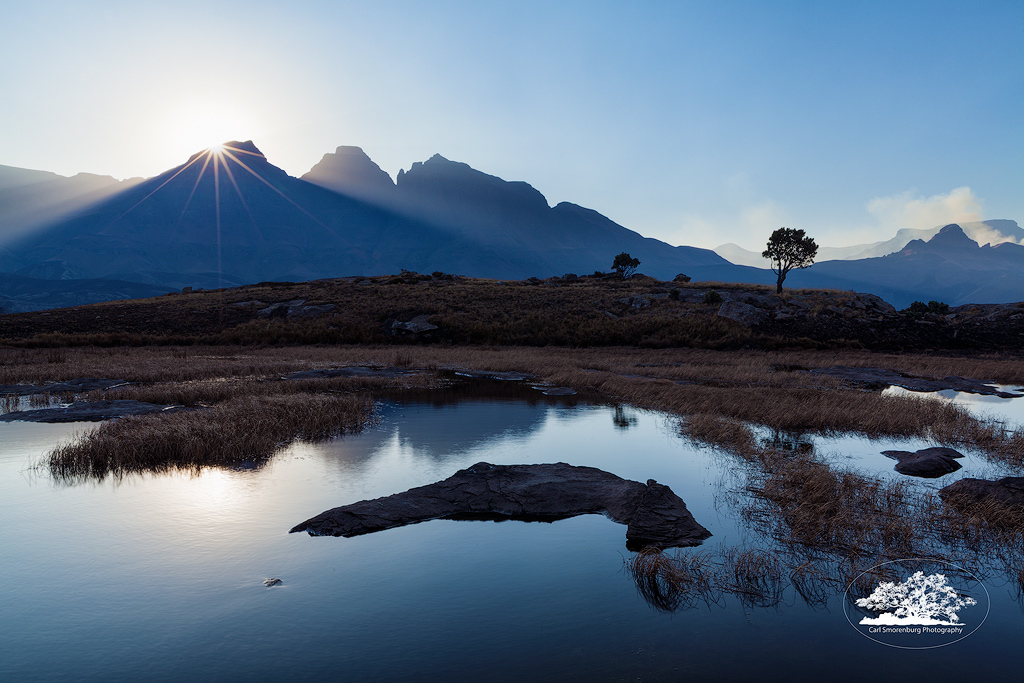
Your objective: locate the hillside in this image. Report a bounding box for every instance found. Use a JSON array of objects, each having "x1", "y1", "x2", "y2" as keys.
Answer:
[{"x1": 4, "y1": 271, "x2": 1024, "y2": 351}]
